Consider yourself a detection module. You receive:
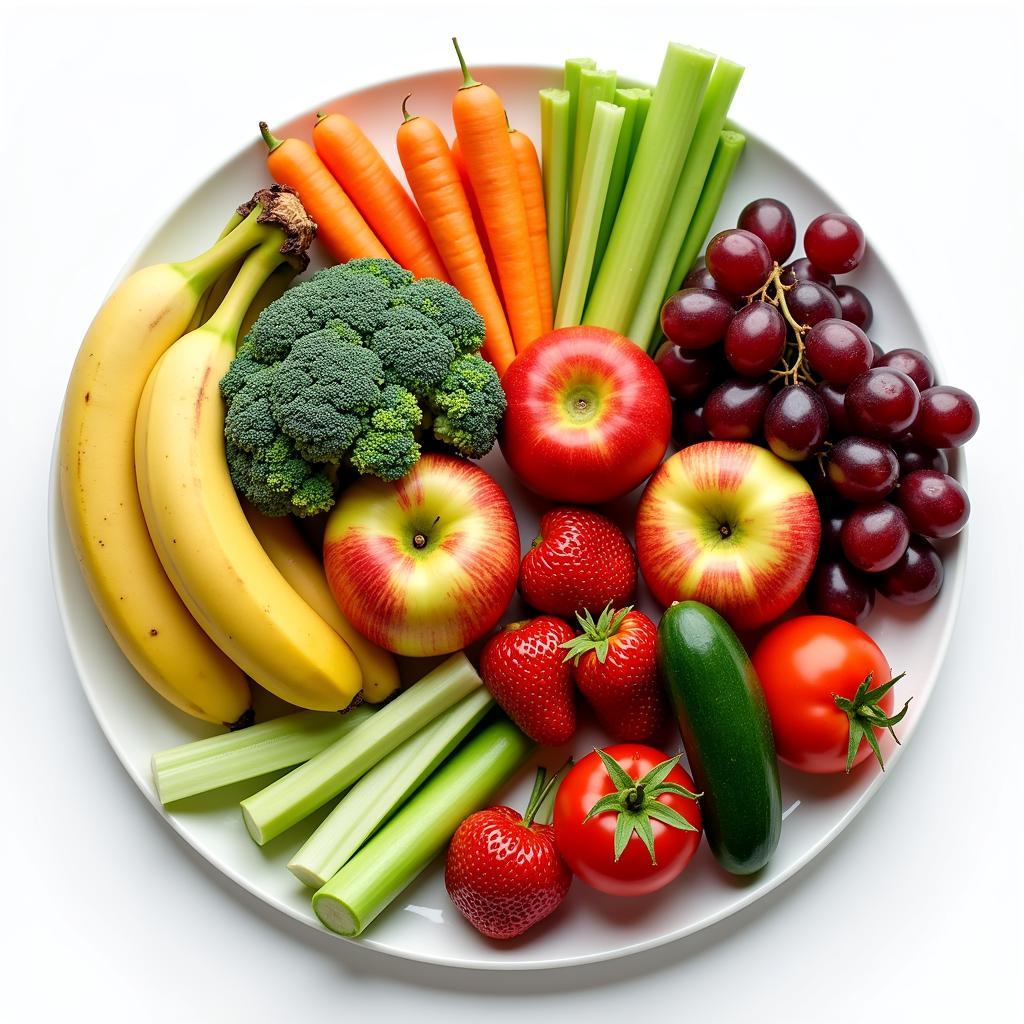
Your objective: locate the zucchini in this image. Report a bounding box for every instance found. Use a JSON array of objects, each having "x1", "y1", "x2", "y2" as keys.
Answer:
[{"x1": 657, "y1": 601, "x2": 781, "y2": 875}]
